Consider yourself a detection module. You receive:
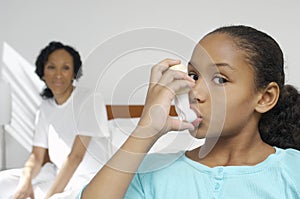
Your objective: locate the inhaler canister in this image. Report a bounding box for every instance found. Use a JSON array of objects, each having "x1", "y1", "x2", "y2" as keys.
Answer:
[{"x1": 170, "y1": 64, "x2": 197, "y2": 123}]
